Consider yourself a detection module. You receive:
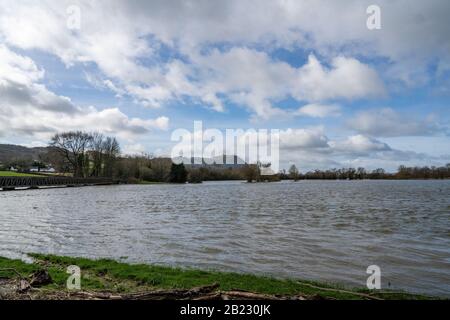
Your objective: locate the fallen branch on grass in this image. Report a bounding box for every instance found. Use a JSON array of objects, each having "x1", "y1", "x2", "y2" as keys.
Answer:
[
  {"x1": 69, "y1": 283, "x2": 221, "y2": 300},
  {"x1": 296, "y1": 281, "x2": 383, "y2": 300},
  {"x1": 68, "y1": 284, "x2": 311, "y2": 300}
]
